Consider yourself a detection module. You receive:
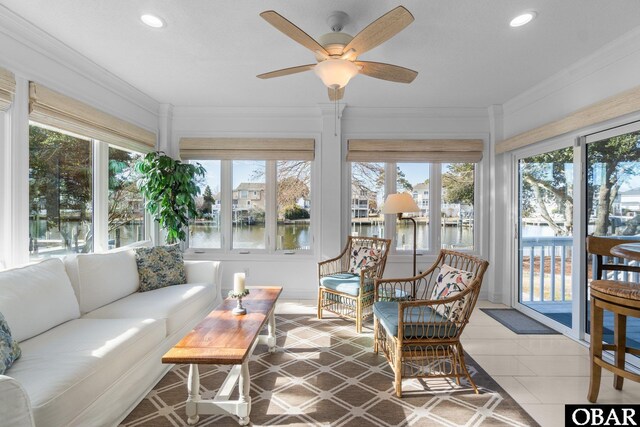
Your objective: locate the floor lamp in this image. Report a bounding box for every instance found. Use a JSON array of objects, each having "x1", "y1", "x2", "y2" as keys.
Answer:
[{"x1": 382, "y1": 193, "x2": 421, "y2": 277}]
